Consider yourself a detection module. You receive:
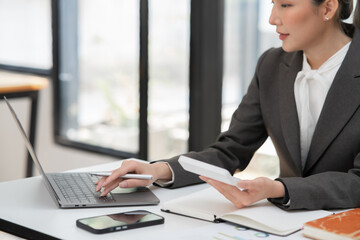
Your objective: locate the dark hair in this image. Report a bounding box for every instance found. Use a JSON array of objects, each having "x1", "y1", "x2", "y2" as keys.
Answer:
[{"x1": 312, "y1": 0, "x2": 360, "y2": 36}]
